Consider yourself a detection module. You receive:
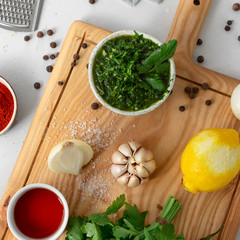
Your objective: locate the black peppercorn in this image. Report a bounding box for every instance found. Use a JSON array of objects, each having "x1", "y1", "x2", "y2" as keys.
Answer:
[
  {"x1": 197, "y1": 56, "x2": 204, "y2": 63},
  {"x1": 91, "y1": 102, "x2": 99, "y2": 110},
  {"x1": 179, "y1": 106, "x2": 185, "y2": 112}
]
